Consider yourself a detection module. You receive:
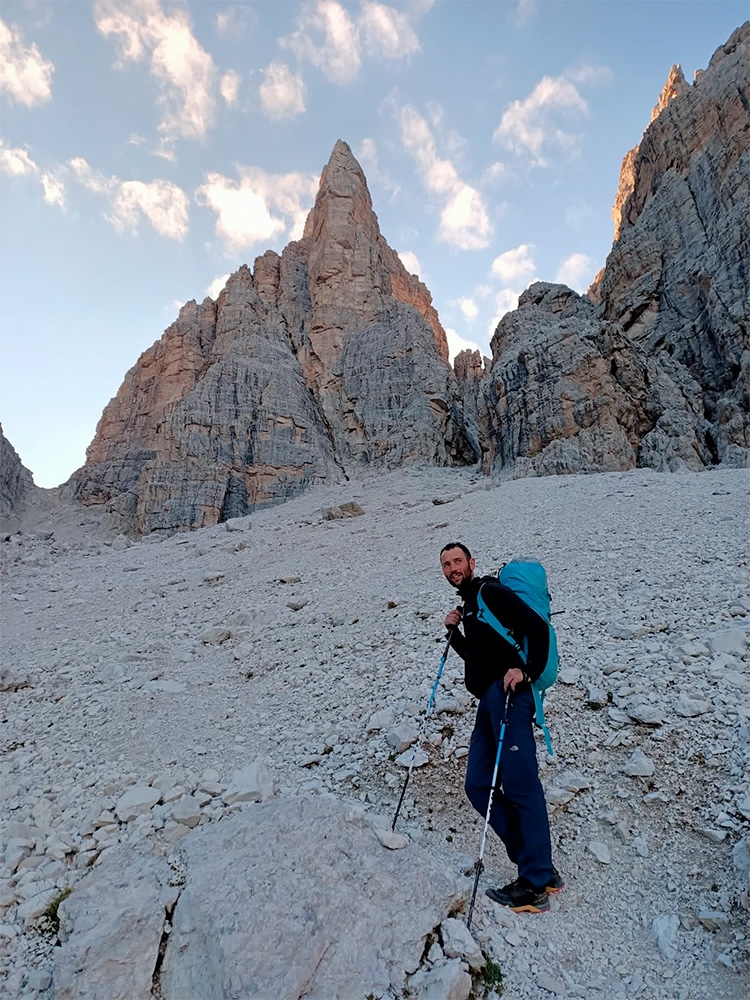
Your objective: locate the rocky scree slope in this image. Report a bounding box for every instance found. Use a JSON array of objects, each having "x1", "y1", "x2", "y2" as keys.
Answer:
[{"x1": 1, "y1": 464, "x2": 749, "y2": 999}]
